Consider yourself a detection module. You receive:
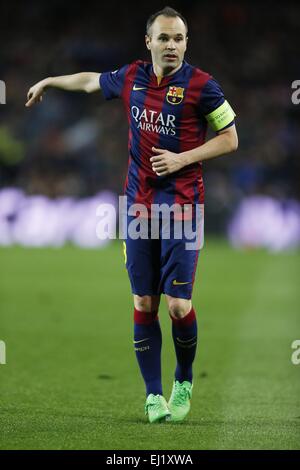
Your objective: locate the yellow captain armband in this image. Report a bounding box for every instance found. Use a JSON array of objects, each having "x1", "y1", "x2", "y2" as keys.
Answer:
[{"x1": 205, "y1": 100, "x2": 236, "y2": 132}]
